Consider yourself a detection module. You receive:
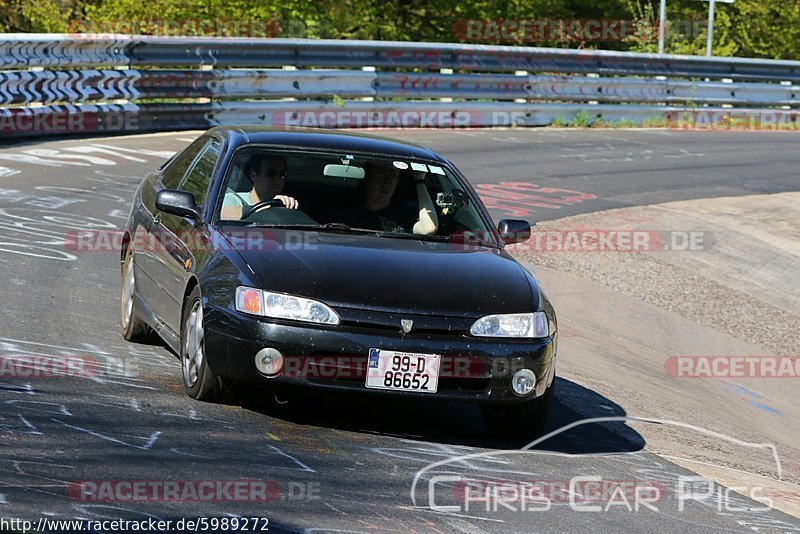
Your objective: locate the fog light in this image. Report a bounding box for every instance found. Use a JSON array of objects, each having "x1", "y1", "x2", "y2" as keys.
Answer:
[
  {"x1": 512, "y1": 369, "x2": 537, "y2": 396},
  {"x1": 255, "y1": 348, "x2": 284, "y2": 376}
]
